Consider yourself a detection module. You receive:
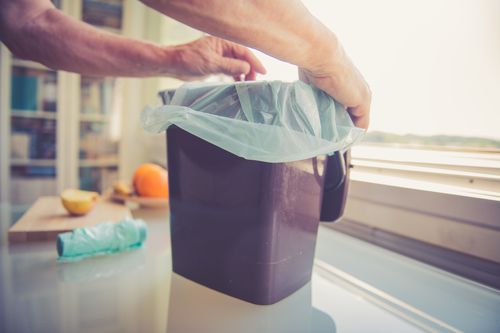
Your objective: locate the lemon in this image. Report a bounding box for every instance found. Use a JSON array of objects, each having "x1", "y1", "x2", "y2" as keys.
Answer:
[
  {"x1": 113, "y1": 181, "x2": 133, "y2": 196},
  {"x1": 61, "y1": 189, "x2": 99, "y2": 216}
]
